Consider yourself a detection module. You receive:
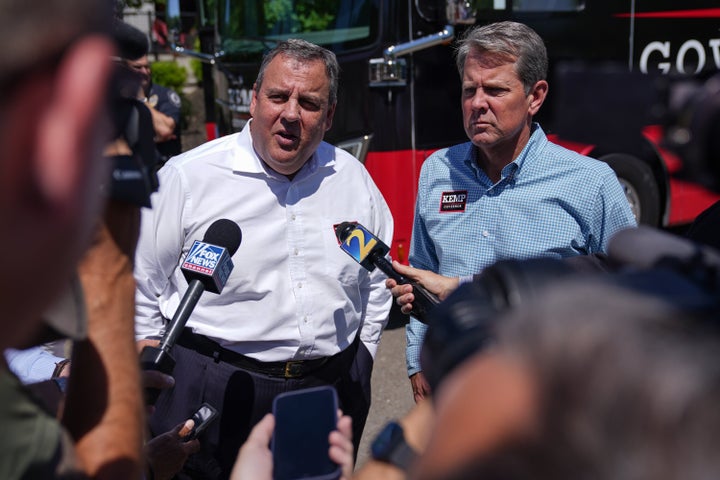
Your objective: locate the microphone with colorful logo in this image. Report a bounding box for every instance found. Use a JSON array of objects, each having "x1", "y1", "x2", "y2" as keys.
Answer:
[
  {"x1": 140, "y1": 218, "x2": 242, "y2": 404},
  {"x1": 335, "y1": 221, "x2": 439, "y2": 323}
]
